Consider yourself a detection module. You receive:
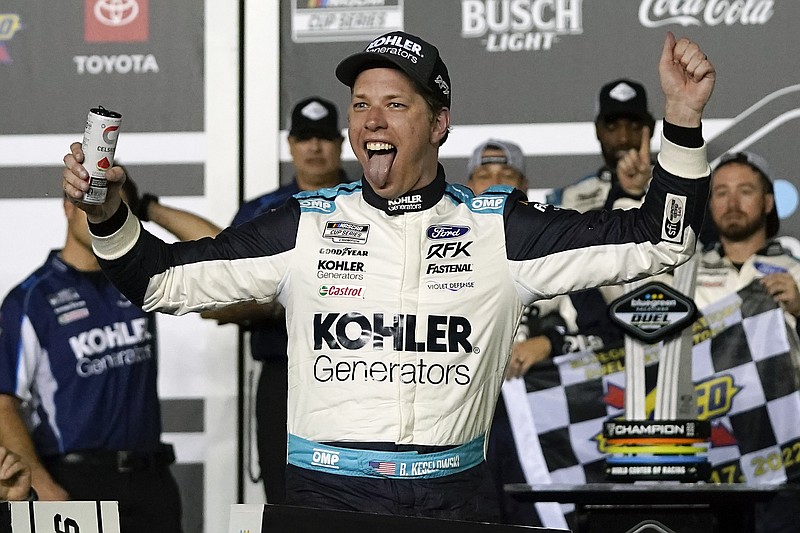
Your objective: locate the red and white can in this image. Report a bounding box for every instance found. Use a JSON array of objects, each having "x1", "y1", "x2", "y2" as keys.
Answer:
[{"x1": 81, "y1": 106, "x2": 122, "y2": 204}]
